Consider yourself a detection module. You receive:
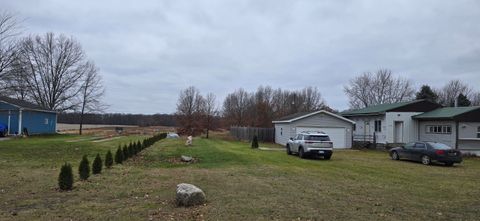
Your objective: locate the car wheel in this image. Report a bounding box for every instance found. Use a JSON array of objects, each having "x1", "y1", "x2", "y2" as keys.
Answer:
[
  {"x1": 445, "y1": 162, "x2": 454, "y2": 167},
  {"x1": 421, "y1": 155, "x2": 431, "y2": 165},
  {"x1": 299, "y1": 147, "x2": 306, "y2": 159},
  {"x1": 286, "y1": 145, "x2": 292, "y2": 155},
  {"x1": 391, "y1": 151, "x2": 399, "y2": 160},
  {"x1": 324, "y1": 155, "x2": 332, "y2": 160}
]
